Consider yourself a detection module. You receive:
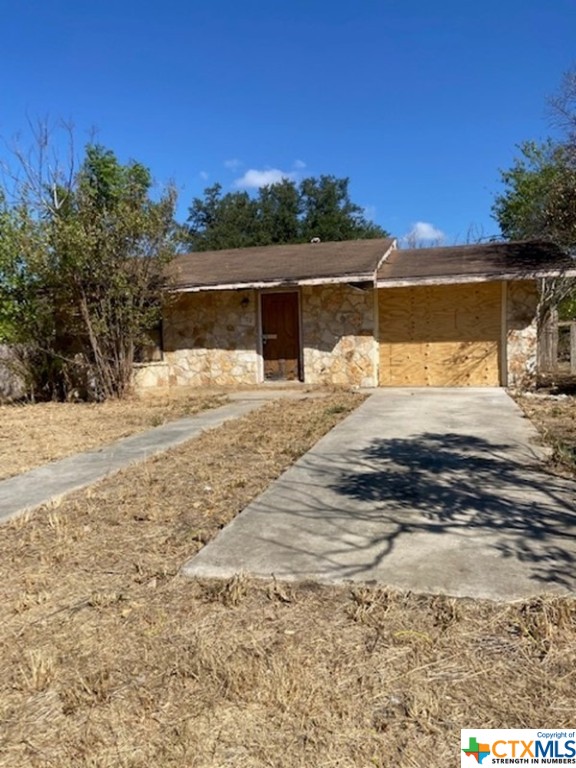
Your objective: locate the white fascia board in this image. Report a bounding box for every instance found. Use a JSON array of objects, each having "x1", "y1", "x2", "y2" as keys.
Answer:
[
  {"x1": 374, "y1": 238, "x2": 398, "y2": 271},
  {"x1": 169, "y1": 274, "x2": 376, "y2": 293},
  {"x1": 376, "y1": 269, "x2": 576, "y2": 288}
]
